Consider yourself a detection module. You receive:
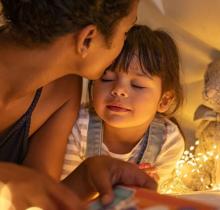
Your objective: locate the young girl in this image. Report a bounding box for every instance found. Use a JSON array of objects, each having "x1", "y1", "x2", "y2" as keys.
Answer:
[{"x1": 62, "y1": 25, "x2": 185, "y2": 189}]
